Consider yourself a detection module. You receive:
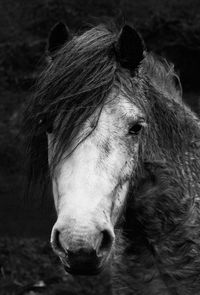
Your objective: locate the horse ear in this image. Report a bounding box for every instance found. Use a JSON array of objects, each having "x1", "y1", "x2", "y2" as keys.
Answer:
[
  {"x1": 115, "y1": 25, "x2": 145, "y2": 73},
  {"x1": 47, "y1": 22, "x2": 71, "y2": 55}
]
